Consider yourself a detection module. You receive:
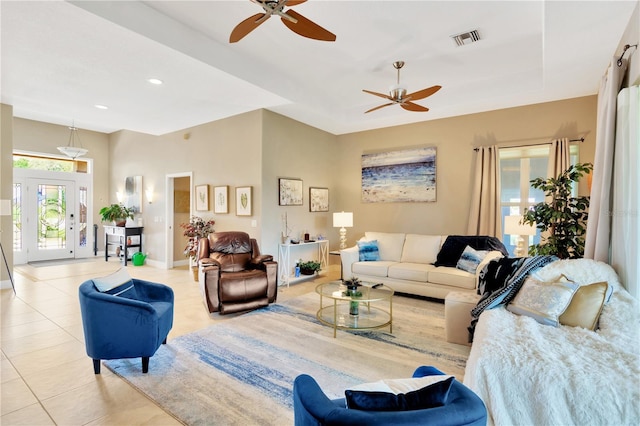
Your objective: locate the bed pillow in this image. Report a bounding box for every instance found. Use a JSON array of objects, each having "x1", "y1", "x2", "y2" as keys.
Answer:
[
  {"x1": 456, "y1": 245, "x2": 489, "y2": 274},
  {"x1": 559, "y1": 281, "x2": 608, "y2": 330},
  {"x1": 92, "y1": 268, "x2": 137, "y2": 298},
  {"x1": 345, "y1": 375, "x2": 455, "y2": 411},
  {"x1": 506, "y1": 275, "x2": 578, "y2": 326},
  {"x1": 358, "y1": 240, "x2": 380, "y2": 261}
]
